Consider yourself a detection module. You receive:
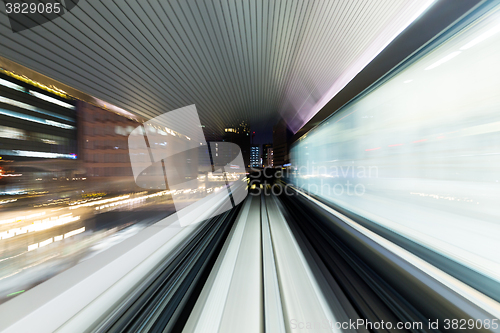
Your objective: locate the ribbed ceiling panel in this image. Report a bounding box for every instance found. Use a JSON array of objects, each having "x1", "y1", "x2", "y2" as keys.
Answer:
[{"x1": 0, "y1": 0, "x2": 433, "y2": 135}]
